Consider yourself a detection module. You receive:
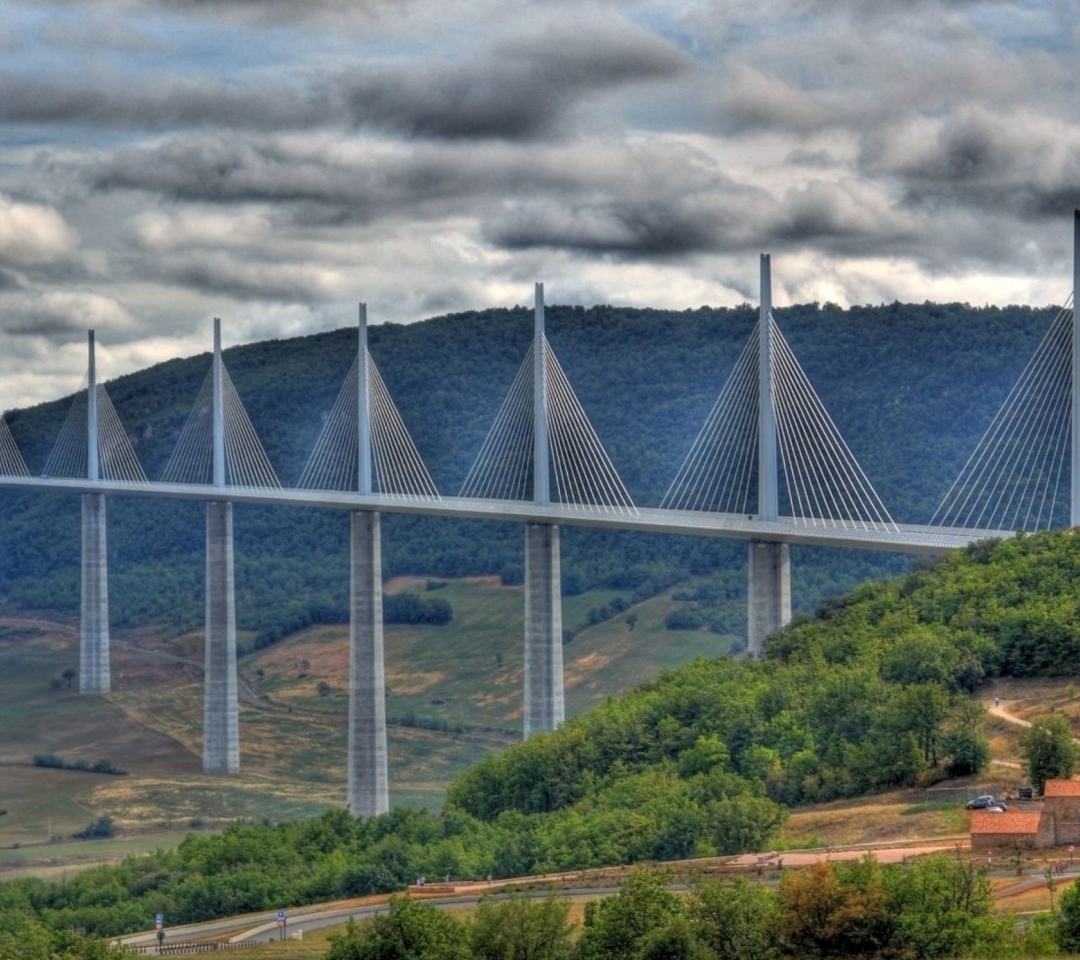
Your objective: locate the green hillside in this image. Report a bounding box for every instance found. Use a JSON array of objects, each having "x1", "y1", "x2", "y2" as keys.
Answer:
[
  {"x1": 0, "y1": 300, "x2": 1061, "y2": 645},
  {"x1": 6, "y1": 527, "x2": 1080, "y2": 941},
  {"x1": 0, "y1": 574, "x2": 733, "y2": 843}
]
